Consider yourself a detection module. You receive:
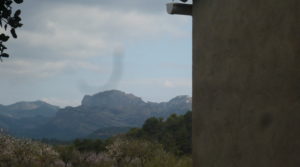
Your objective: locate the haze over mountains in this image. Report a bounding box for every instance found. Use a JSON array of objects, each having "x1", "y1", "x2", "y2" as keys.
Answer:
[
  {"x1": 0, "y1": 90, "x2": 191, "y2": 140},
  {"x1": 0, "y1": 101, "x2": 59, "y2": 137},
  {"x1": 0, "y1": 101, "x2": 59, "y2": 118}
]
